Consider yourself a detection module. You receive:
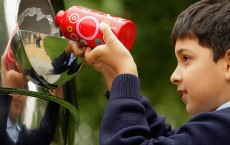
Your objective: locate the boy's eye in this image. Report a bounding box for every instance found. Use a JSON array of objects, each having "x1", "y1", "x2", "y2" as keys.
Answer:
[{"x1": 183, "y1": 56, "x2": 190, "y2": 62}]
